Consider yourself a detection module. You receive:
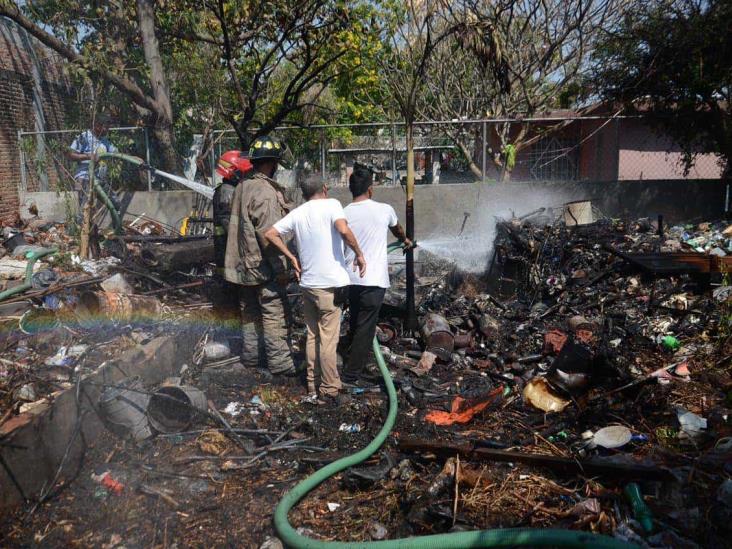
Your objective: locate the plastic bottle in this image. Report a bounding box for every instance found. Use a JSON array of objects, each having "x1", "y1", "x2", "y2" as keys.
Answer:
[
  {"x1": 660, "y1": 335, "x2": 680, "y2": 351},
  {"x1": 624, "y1": 483, "x2": 653, "y2": 533}
]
